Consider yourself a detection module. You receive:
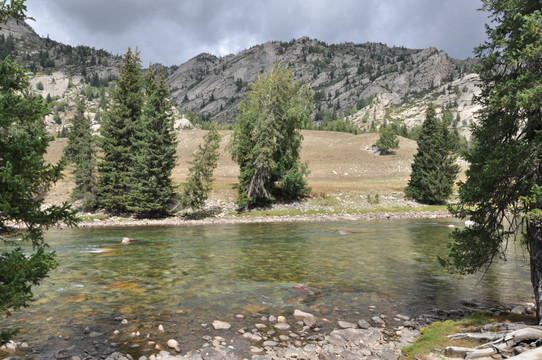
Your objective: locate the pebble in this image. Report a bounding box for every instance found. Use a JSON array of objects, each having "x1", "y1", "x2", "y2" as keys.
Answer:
[
  {"x1": 212, "y1": 320, "x2": 231, "y2": 330},
  {"x1": 121, "y1": 319, "x2": 129, "y2": 325},
  {"x1": 338, "y1": 320, "x2": 357, "y2": 329},
  {"x1": 358, "y1": 319, "x2": 371, "y2": 329},
  {"x1": 263, "y1": 340, "x2": 278, "y2": 347},
  {"x1": 166, "y1": 339, "x2": 180, "y2": 352},
  {"x1": 158, "y1": 324, "x2": 164, "y2": 332},
  {"x1": 277, "y1": 316, "x2": 287, "y2": 323},
  {"x1": 274, "y1": 323, "x2": 291, "y2": 331},
  {"x1": 372, "y1": 315, "x2": 386, "y2": 326},
  {"x1": 243, "y1": 333, "x2": 263, "y2": 342}
]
